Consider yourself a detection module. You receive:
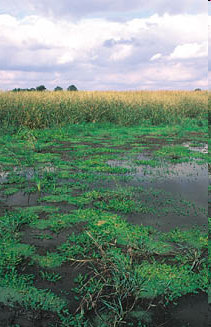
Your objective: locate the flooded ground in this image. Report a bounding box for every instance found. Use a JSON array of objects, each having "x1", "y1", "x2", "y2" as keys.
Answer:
[
  {"x1": 182, "y1": 142, "x2": 208, "y2": 154},
  {"x1": 169, "y1": 293, "x2": 208, "y2": 327},
  {"x1": 154, "y1": 293, "x2": 208, "y2": 327},
  {"x1": 1, "y1": 190, "x2": 40, "y2": 207},
  {"x1": 0, "y1": 124, "x2": 208, "y2": 327},
  {"x1": 107, "y1": 154, "x2": 207, "y2": 231},
  {"x1": 108, "y1": 159, "x2": 208, "y2": 207}
]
